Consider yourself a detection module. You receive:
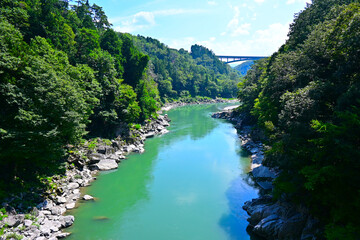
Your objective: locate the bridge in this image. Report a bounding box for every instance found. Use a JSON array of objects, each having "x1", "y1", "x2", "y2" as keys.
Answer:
[{"x1": 216, "y1": 55, "x2": 267, "y2": 64}]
